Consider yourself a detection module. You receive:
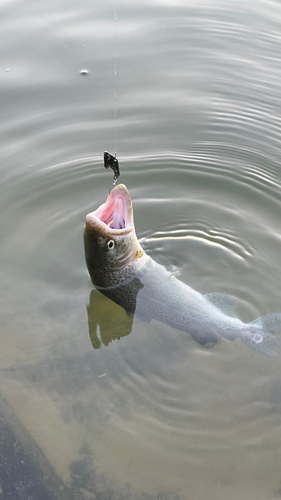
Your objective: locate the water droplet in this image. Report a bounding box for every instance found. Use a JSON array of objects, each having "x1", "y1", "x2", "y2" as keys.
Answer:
[
  {"x1": 80, "y1": 69, "x2": 88, "y2": 75},
  {"x1": 6, "y1": 68, "x2": 10, "y2": 72}
]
